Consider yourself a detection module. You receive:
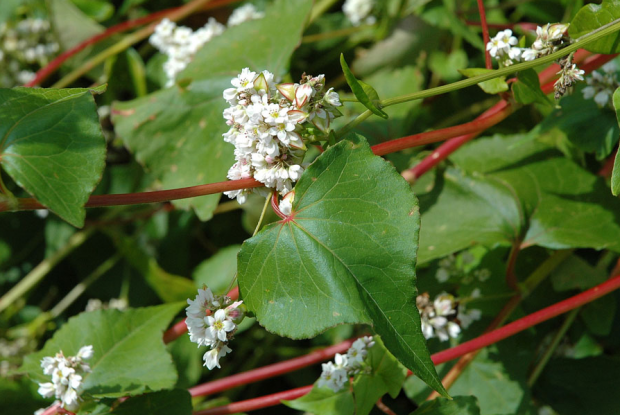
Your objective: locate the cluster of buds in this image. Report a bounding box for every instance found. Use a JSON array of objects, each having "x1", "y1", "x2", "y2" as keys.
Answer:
[
  {"x1": 149, "y1": 4, "x2": 264, "y2": 87},
  {"x1": 37, "y1": 346, "x2": 93, "y2": 410},
  {"x1": 486, "y1": 23, "x2": 570, "y2": 67},
  {"x1": 317, "y1": 336, "x2": 375, "y2": 393},
  {"x1": 342, "y1": 0, "x2": 376, "y2": 26},
  {"x1": 185, "y1": 288, "x2": 245, "y2": 370},
  {"x1": 582, "y1": 62, "x2": 619, "y2": 108},
  {"x1": 417, "y1": 293, "x2": 481, "y2": 342},
  {"x1": 222, "y1": 69, "x2": 342, "y2": 206},
  {"x1": 0, "y1": 19, "x2": 59, "y2": 87},
  {"x1": 554, "y1": 54, "x2": 585, "y2": 100}
]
